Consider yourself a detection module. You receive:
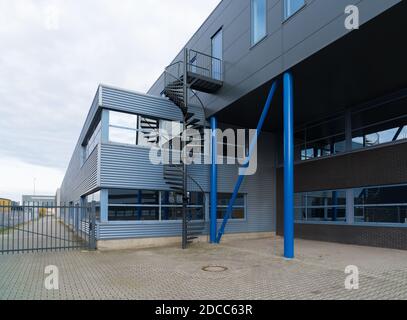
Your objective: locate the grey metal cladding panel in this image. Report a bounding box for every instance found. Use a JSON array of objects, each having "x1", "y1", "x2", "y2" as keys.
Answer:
[
  {"x1": 97, "y1": 222, "x2": 183, "y2": 240},
  {"x1": 60, "y1": 146, "x2": 99, "y2": 202},
  {"x1": 148, "y1": 0, "x2": 400, "y2": 116},
  {"x1": 101, "y1": 85, "x2": 184, "y2": 122},
  {"x1": 188, "y1": 164, "x2": 210, "y2": 192},
  {"x1": 100, "y1": 144, "x2": 209, "y2": 191},
  {"x1": 60, "y1": 86, "x2": 101, "y2": 201},
  {"x1": 217, "y1": 132, "x2": 276, "y2": 233},
  {"x1": 100, "y1": 144, "x2": 167, "y2": 190}
]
